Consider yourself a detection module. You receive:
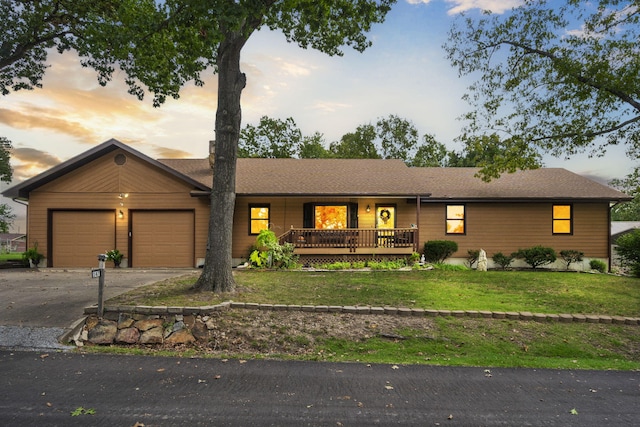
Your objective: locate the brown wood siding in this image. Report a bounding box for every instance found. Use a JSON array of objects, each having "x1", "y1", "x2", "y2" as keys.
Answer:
[
  {"x1": 418, "y1": 202, "x2": 610, "y2": 258},
  {"x1": 51, "y1": 211, "x2": 115, "y2": 267},
  {"x1": 131, "y1": 210, "x2": 195, "y2": 267},
  {"x1": 232, "y1": 197, "x2": 418, "y2": 259},
  {"x1": 27, "y1": 149, "x2": 209, "y2": 266}
]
